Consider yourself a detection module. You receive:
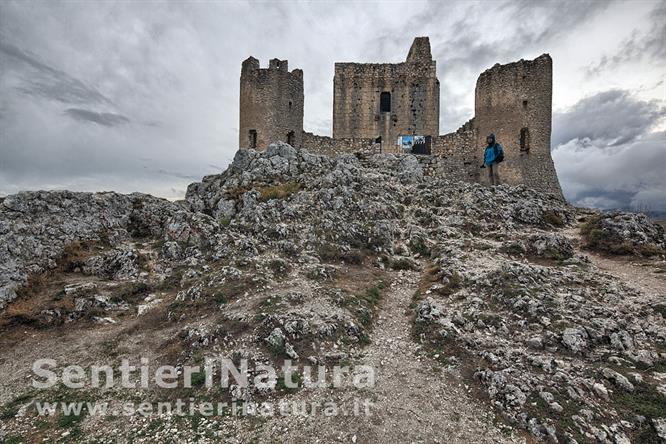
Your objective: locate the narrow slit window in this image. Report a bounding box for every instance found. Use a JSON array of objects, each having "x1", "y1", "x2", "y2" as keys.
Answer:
[
  {"x1": 520, "y1": 127, "x2": 530, "y2": 152},
  {"x1": 286, "y1": 131, "x2": 295, "y2": 146},
  {"x1": 249, "y1": 129, "x2": 257, "y2": 149},
  {"x1": 380, "y1": 92, "x2": 391, "y2": 113}
]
